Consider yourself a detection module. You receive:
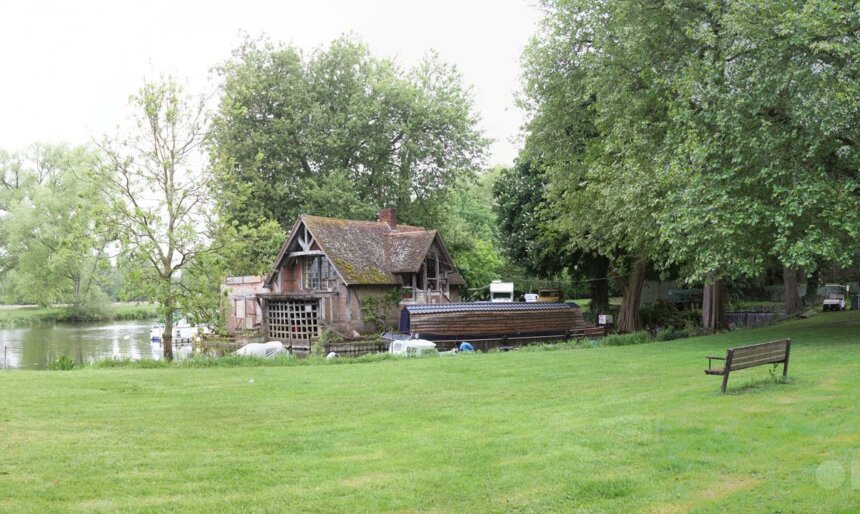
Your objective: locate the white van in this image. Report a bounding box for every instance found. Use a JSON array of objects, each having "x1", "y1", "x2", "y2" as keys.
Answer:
[{"x1": 489, "y1": 280, "x2": 514, "y2": 302}]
